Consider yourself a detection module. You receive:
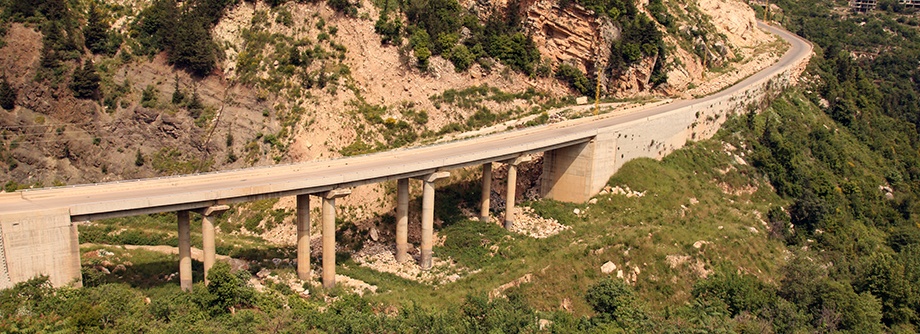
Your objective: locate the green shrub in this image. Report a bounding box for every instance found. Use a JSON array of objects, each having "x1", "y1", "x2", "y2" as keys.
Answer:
[{"x1": 555, "y1": 63, "x2": 593, "y2": 96}]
